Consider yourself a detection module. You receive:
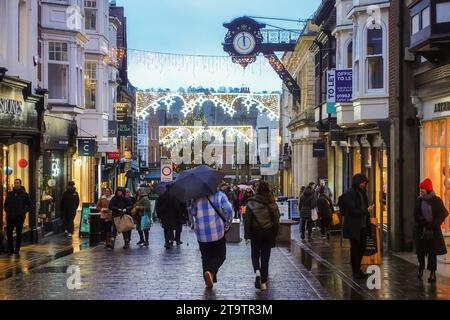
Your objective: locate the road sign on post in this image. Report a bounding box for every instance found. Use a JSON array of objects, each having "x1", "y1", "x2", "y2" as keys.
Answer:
[{"x1": 161, "y1": 159, "x2": 173, "y2": 182}]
